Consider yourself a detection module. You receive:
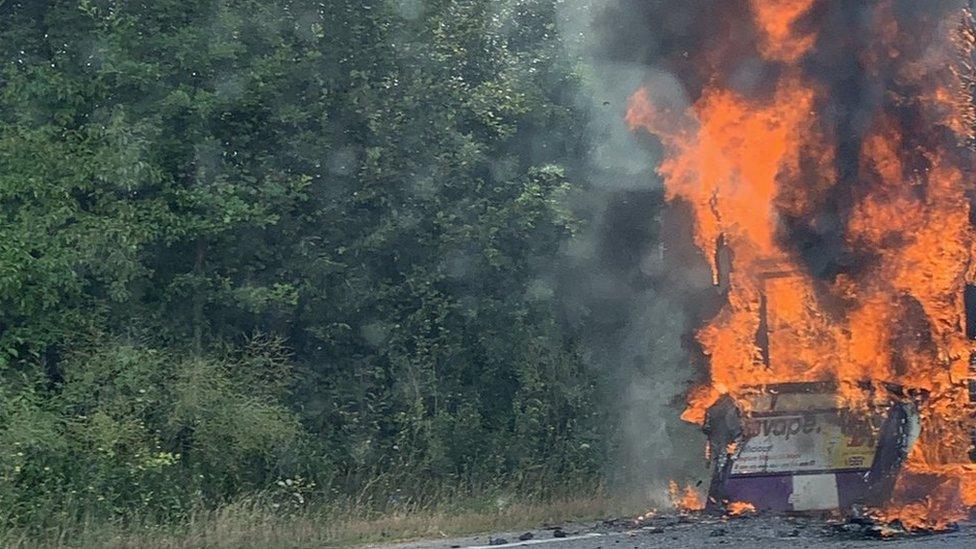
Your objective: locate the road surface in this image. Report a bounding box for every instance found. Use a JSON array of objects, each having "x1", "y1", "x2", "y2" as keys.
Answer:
[{"x1": 371, "y1": 514, "x2": 976, "y2": 549}]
